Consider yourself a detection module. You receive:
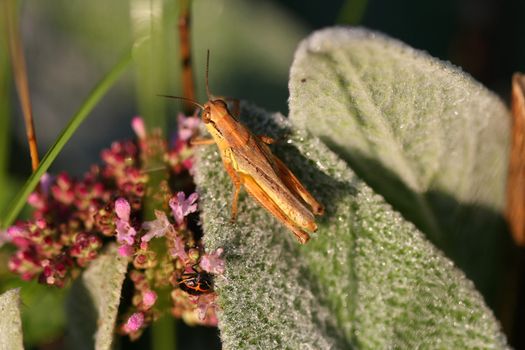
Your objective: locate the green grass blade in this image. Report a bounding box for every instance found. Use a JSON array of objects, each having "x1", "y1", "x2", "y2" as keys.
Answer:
[{"x1": 0, "y1": 51, "x2": 132, "y2": 229}]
